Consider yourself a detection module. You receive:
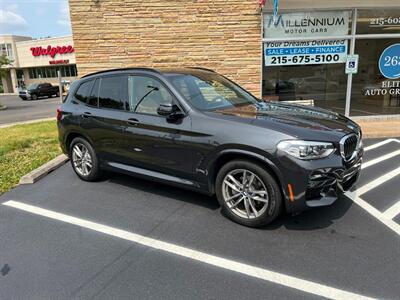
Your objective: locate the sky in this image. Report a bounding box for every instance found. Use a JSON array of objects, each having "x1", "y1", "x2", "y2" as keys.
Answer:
[{"x1": 0, "y1": 0, "x2": 72, "y2": 38}]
